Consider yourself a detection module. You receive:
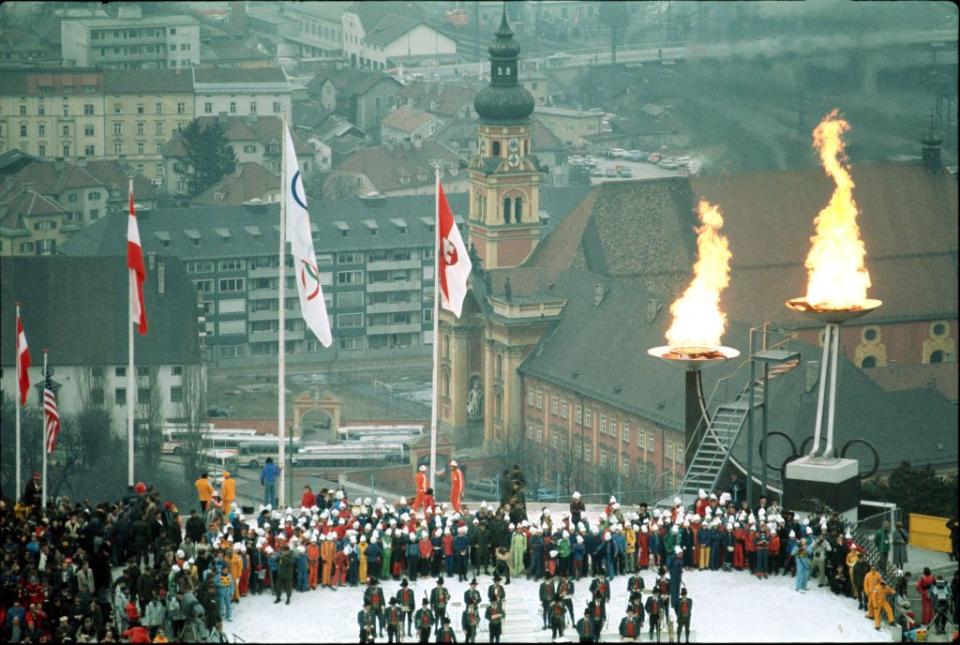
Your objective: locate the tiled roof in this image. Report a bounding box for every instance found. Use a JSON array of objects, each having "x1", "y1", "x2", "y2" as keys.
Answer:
[
  {"x1": 381, "y1": 106, "x2": 437, "y2": 134},
  {"x1": 102, "y1": 68, "x2": 193, "y2": 94},
  {"x1": 519, "y1": 269, "x2": 958, "y2": 473},
  {"x1": 864, "y1": 362, "x2": 958, "y2": 402},
  {"x1": 397, "y1": 81, "x2": 479, "y2": 118},
  {"x1": 191, "y1": 163, "x2": 279, "y2": 206},
  {"x1": 522, "y1": 163, "x2": 958, "y2": 326},
  {"x1": 531, "y1": 117, "x2": 565, "y2": 152},
  {"x1": 332, "y1": 140, "x2": 462, "y2": 194},
  {"x1": 0, "y1": 255, "x2": 201, "y2": 367},
  {"x1": 163, "y1": 116, "x2": 313, "y2": 156},
  {"x1": 82, "y1": 160, "x2": 158, "y2": 200},
  {"x1": 364, "y1": 13, "x2": 421, "y2": 47},
  {"x1": 0, "y1": 149, "x2": 41, "y2": 176},
  {"x1": 193, "y1": 66, "x2": 287, "y2": 84},
  {"x1": 0, "y1": 187, "x2": 65, "y2": 230},
  {"x1": 59, "y1": 186, "x2": 590, "y2": 260},
  {"x1": 8, "y1": 160, "x2": 102, "y2": 195}
]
